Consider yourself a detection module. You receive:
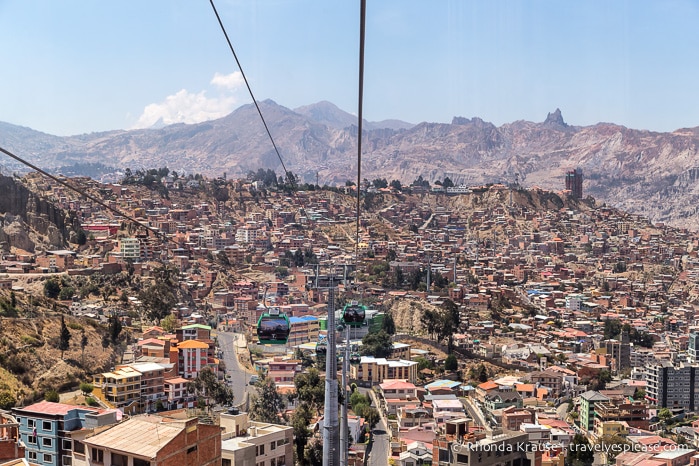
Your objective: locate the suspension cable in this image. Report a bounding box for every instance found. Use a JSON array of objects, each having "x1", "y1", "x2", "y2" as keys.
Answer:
[
  {"x1": 208, "y1": 0, "x2": 294, "y2": 186},
  {"x1": 354, "y1": 0, "x2": 367, "y2": 272},
  {"x1": 0, "y1": 145, "x2": 178, "y2": 246}
]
